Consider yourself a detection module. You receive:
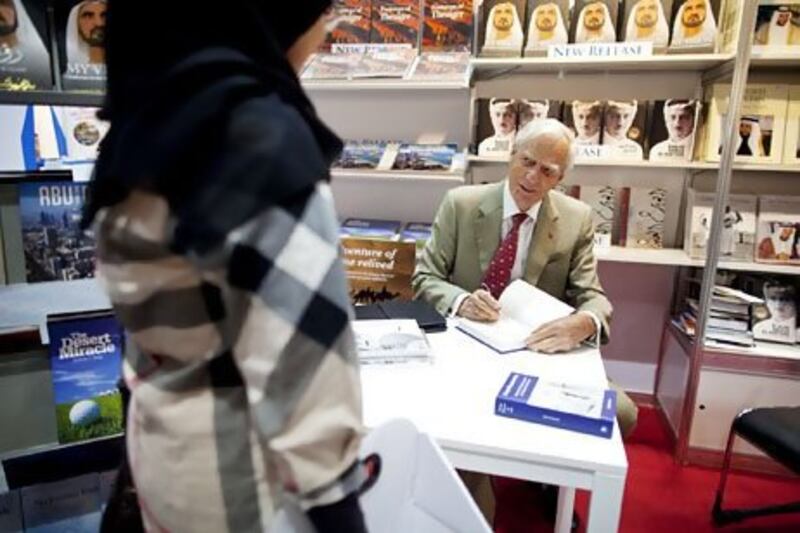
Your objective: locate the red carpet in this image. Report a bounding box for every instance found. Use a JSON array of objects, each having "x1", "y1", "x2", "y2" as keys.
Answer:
[{"x1": 493, "y1": 405, "x2": 800, "y2": 532}]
